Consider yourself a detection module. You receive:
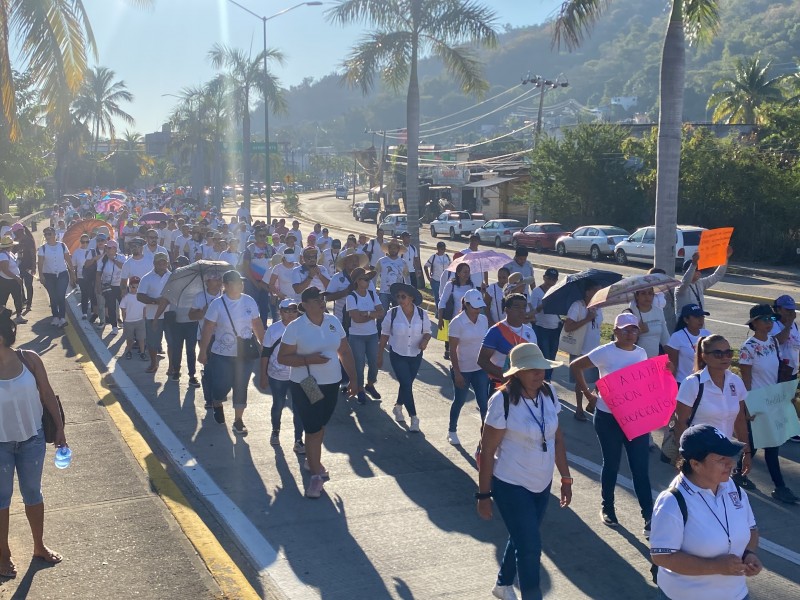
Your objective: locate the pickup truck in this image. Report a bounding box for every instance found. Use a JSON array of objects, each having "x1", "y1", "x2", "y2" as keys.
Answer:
[{"x1": 429, "y1": 211, "x2": 486, "y2": 240}]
